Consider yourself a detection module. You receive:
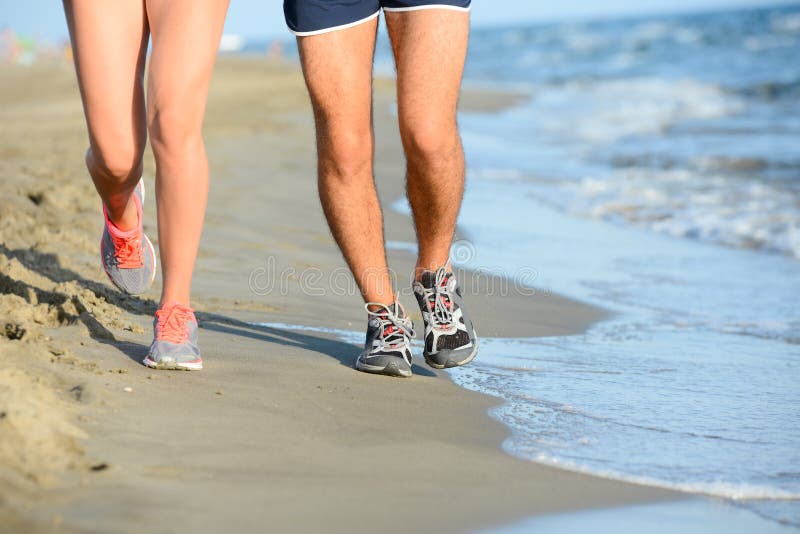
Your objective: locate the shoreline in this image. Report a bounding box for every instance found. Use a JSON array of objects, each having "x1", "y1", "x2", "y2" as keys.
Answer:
[{"x1": 0, "y1": 57, "x2": 678, "y2": 532}]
